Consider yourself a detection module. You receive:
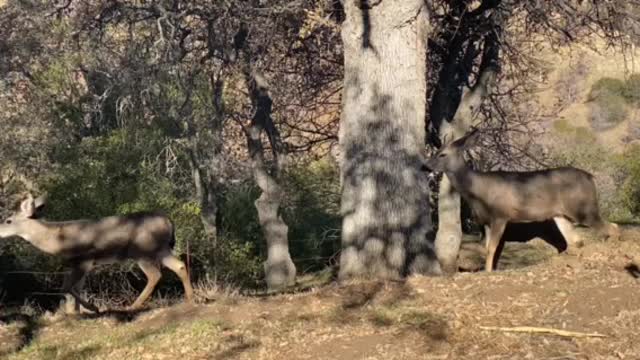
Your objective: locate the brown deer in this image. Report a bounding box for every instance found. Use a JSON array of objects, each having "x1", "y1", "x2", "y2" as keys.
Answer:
[
  {"x1": 423, "y1": 129, "x2": 619, "y2": 272},
  {"x1": 0, "y1": 194, "x2": 194, "y2": 312}
]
